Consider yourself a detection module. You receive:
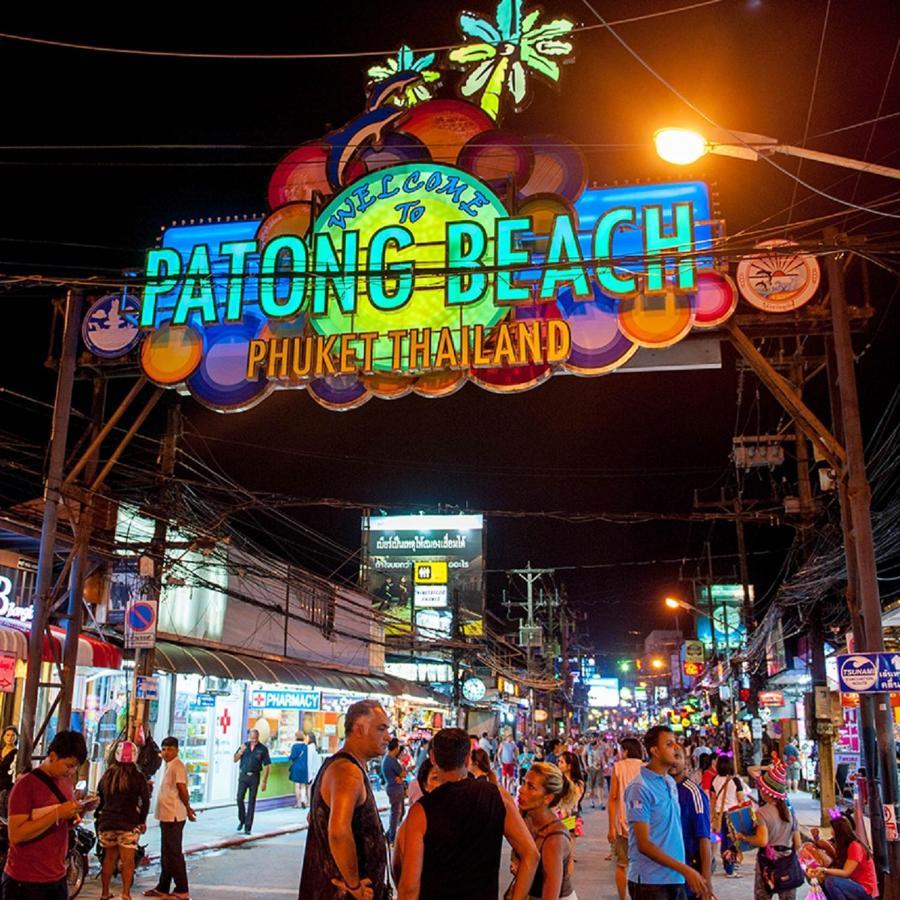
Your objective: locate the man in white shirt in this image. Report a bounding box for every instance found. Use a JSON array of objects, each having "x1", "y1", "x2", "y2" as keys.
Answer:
[{"x1": 144, "y1": 736, "x2": 196, "y2": 900}]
